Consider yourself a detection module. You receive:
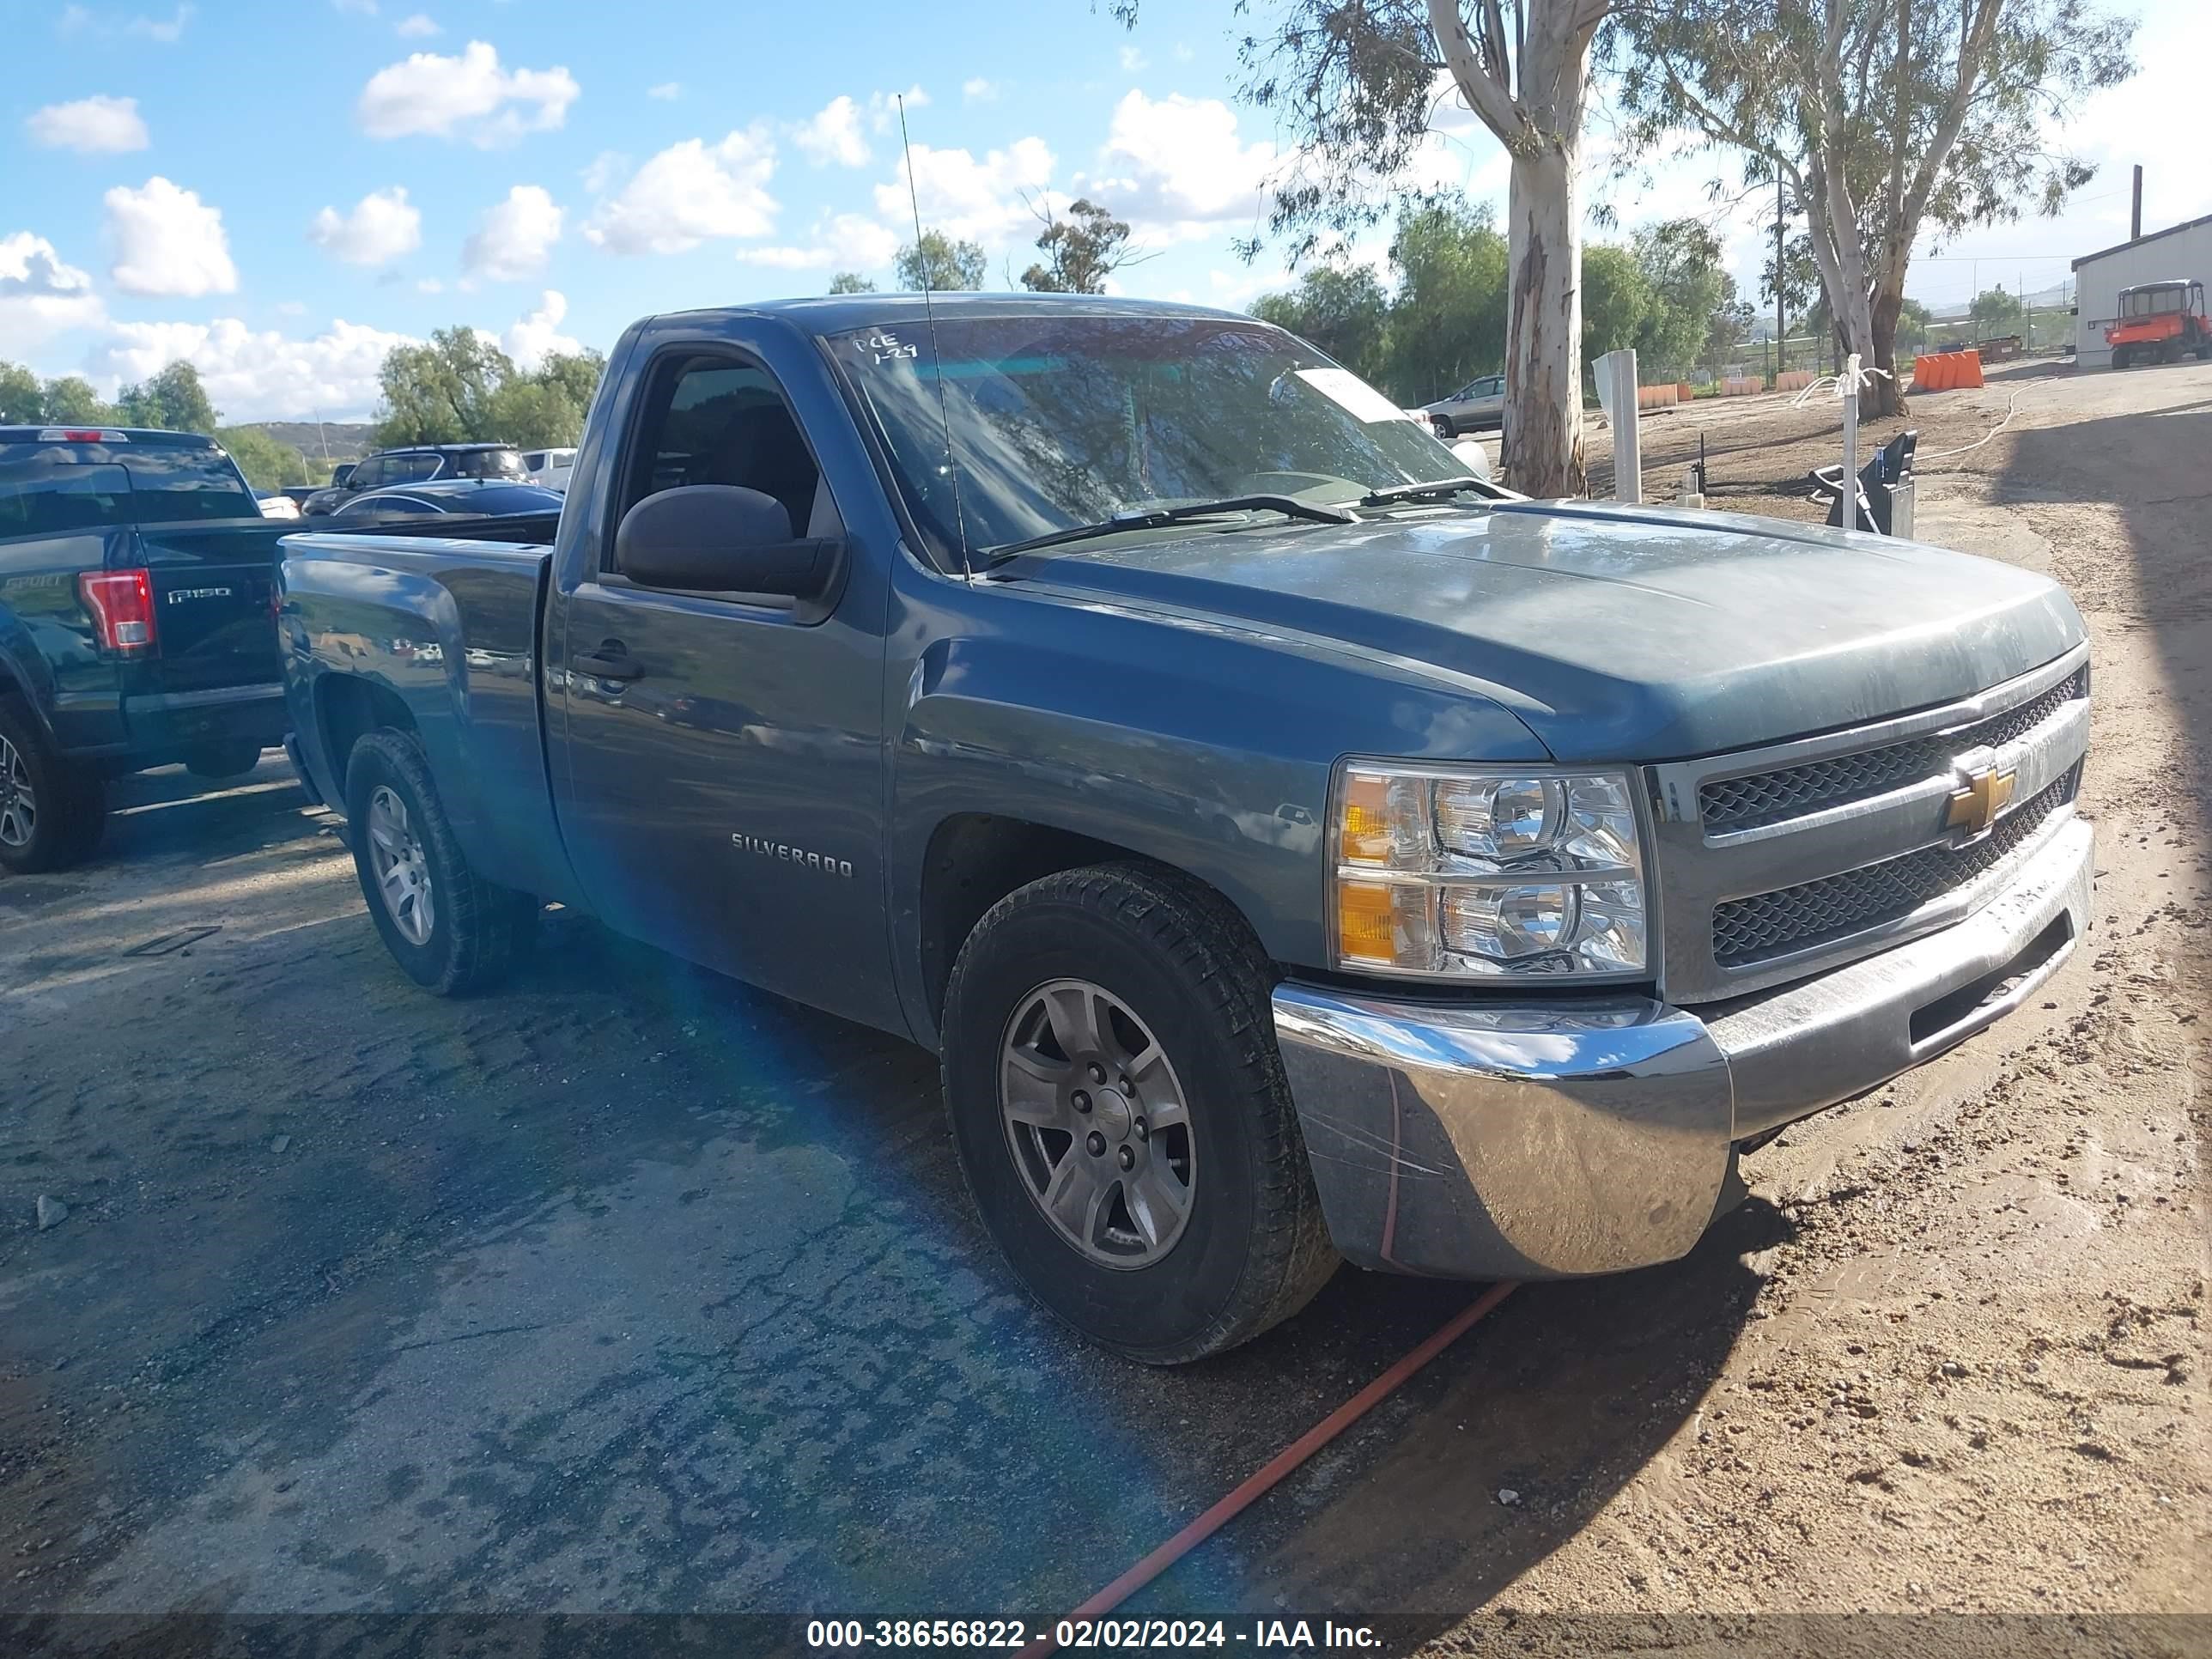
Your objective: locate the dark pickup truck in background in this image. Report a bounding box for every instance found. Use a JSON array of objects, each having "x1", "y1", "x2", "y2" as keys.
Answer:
[
  {"x1": 278, "y1": 295, "x2": 2094, "y2": 1364},
  {"x1": 0, "y1": 425, "x2": 560, "y2": 873}
]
